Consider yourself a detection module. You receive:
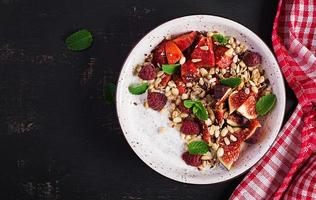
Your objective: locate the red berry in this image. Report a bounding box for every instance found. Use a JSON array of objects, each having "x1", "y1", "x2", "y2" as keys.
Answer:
[
  {"x1": 242, "y1": 51, "x2": 262, "y2": 67},
  {"x1": 182, "y1": 152, "x2": 202, "y2": 167},
  {"x1": 180, "y1": 119, "x2": 200, "y2": 135},
  {"x1": 177, "y1": 101, "x2": 192, "y2": 114},
  {"x1": 138, "y1": 63, "x2": 156, "y2": 80},
  {"x1": 147, "y1": 92, "x2": 167, "y2": 111}
]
